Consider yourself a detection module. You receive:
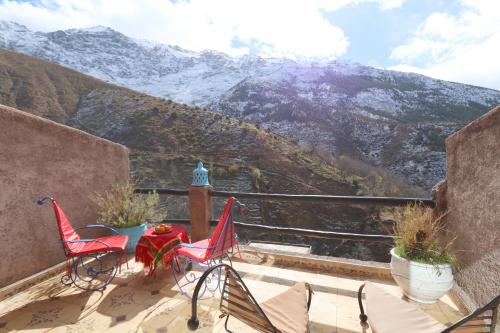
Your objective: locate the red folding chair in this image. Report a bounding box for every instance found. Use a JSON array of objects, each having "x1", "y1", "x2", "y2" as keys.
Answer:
[
  {"x1": 172, "y1": 196, "x2": 242, "y2": 298},
  {"x1": 37, "y1": 196, "x2": 129, "y2": 291}
]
